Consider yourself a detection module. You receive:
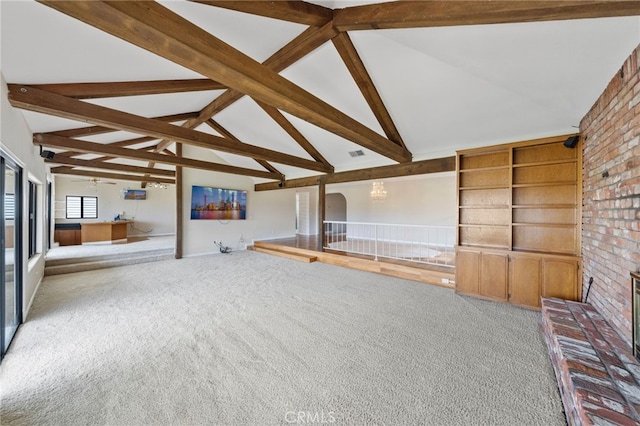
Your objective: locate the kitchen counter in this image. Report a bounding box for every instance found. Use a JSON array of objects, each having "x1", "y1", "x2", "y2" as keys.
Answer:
[{"x1": 81, "y1": 221, "x2": 131, "y2": 244}]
